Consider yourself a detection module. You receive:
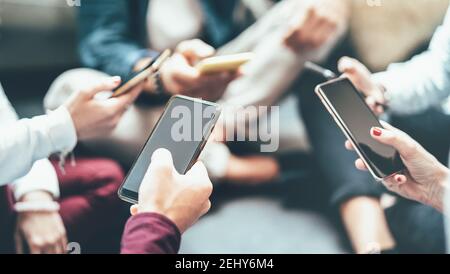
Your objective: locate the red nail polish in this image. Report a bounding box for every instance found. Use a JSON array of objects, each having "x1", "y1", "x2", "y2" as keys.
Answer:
[{"x1": 372, "y1": 128, "x2": 382, "y2": 137}]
